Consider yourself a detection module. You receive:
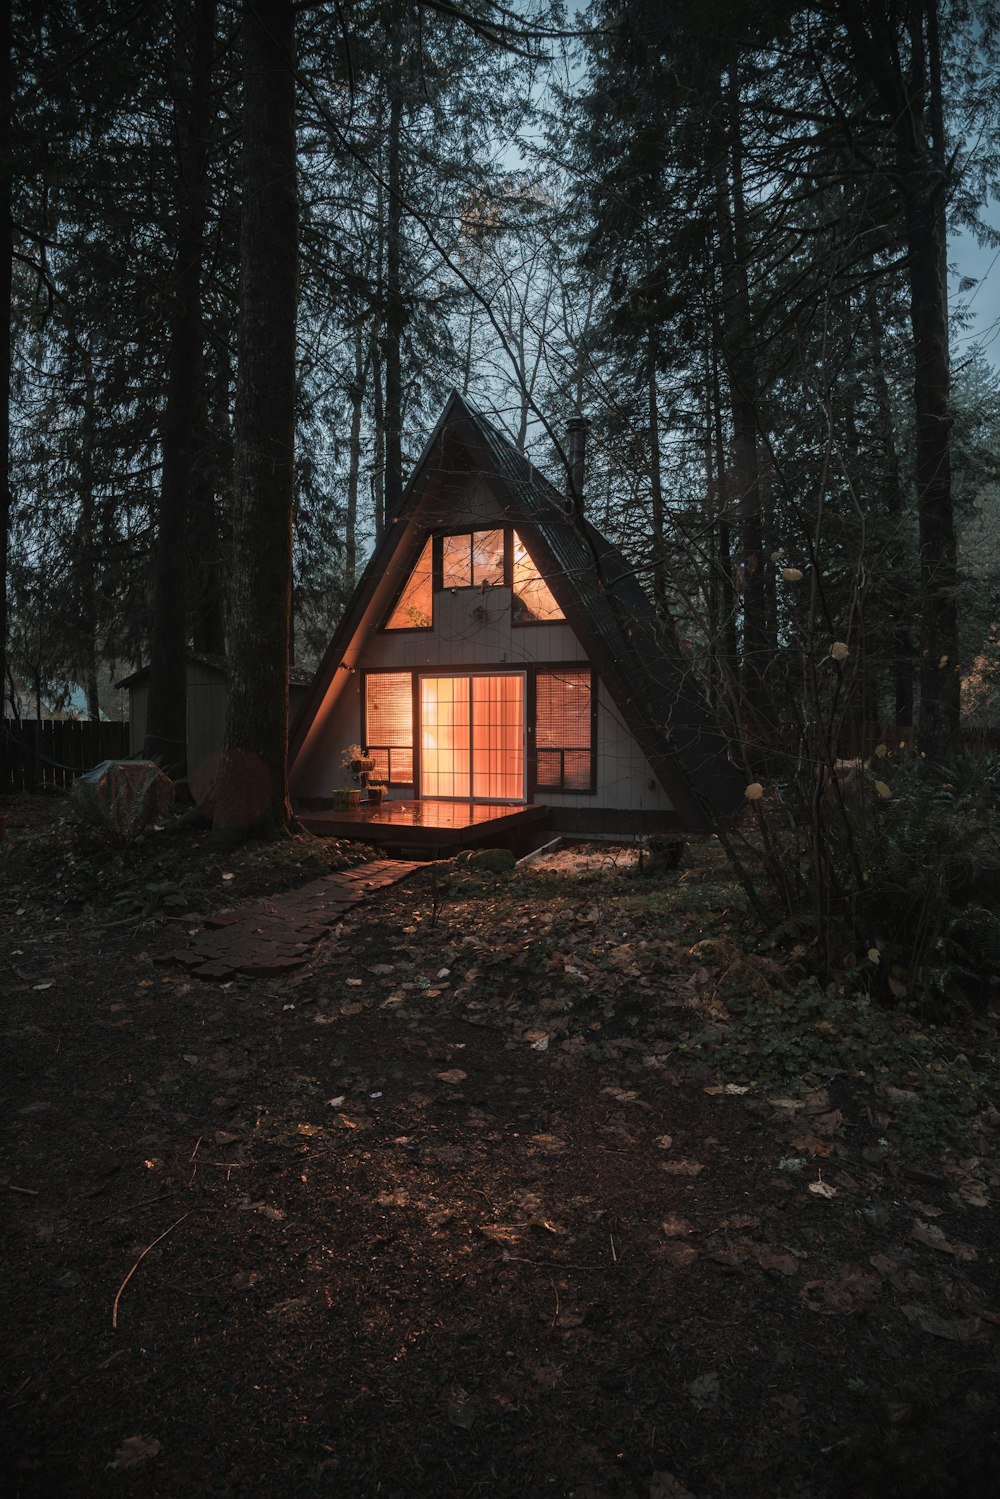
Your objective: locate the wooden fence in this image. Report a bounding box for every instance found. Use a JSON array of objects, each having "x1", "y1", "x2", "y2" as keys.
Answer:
[{"x1": 1, "y1": 718, "x2": 130, "y2": 793}]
